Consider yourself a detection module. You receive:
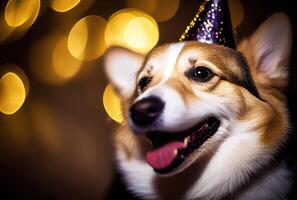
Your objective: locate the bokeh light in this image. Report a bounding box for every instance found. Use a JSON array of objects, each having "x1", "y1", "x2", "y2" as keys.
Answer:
[
  {"x1": 1, "y1": 0, "x2": 40, "y2": 43},
  {"x1": 52, "y1": 36, "x2": 82, "y2": 79},
  {"x1": 50, "y1": 0, "x2": 81, "y2": 12},
  {"x1": 0, "y1": 63, "x2": 30, "y2": 97},
  {"x1": 4, "y1": 0, "x2": 40, "y2": 27},
  {"x1": 229, "y1": 0, "x2": 244, "y2": 29},
  {"x1": 105, "y1": 10, "x2": 136, "y2": 48},
  {"x1": 68, "y1": 15, "x2": 107, "y2": 61},
  {"x1": 124, "y1": 17, "x2": 159, "y2": 53},
  {"x1": 48, "y1": 0, "x2": 94, "y2": 19},
  {"x1": 30, "y1": 33, "x2": 80, "y2": 85},
  {"x1": 102, "y1": 84, "x2": 123, "y2": 123},
  {"x1": 0, "y1": 72, "x2": 26, "y2": 115},
  {"x1": 105, "y1": 9, "x2": 159, "y2": 54},
  {"x1": 125, "y1": 0, "x2": 180, "y2": 22}
]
